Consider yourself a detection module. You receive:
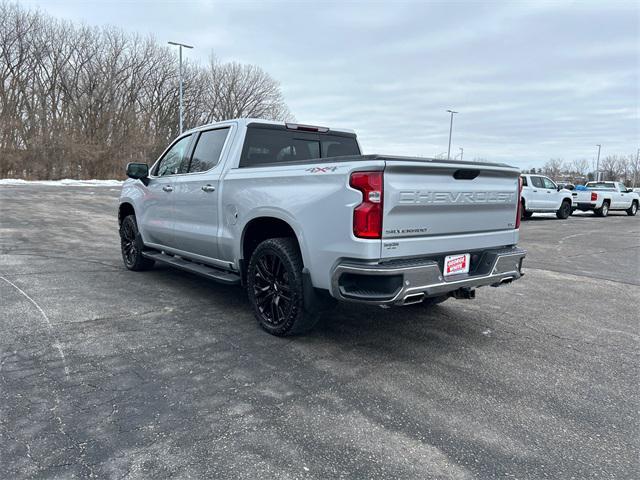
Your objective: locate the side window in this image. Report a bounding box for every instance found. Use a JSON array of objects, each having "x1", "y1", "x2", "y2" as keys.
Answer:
[
  {"x1": 154, "y1": 135, "x2": 192, "y2": 177},
  {"x1": 542, "y1": 177, "x2": 556, "y2": 189},
  {"x1": 521, "y1": 176, "x2": 528, "y2": 187},
  {"x1": 188, "y1": 128, "x2": 230, "y2": 173},
  {"x1": 618, "y1": 182, "x2": 627, "y2": 192},
  {"x1": 531, "y1": 176, "x2": 544, "y2": 188}
]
